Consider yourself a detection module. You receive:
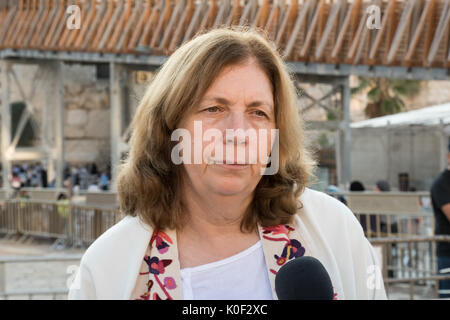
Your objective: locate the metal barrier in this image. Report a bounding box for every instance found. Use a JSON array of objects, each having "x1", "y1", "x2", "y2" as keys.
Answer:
[
  {"x1": 0, "y1": 198, "x2": 124, "y2": 247},
  {"x1": 70, "y1": 203, "x2": 124, "y2": 246},
  {"x1": 0, "y1": 254, "x2": 83, "y2": 300},
  {"x1": 370, "y1": 235, "x2": 450, "y2": 300},
  {"x1": 328, "y1": 191, "x2": 434, "y2": 238}
]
